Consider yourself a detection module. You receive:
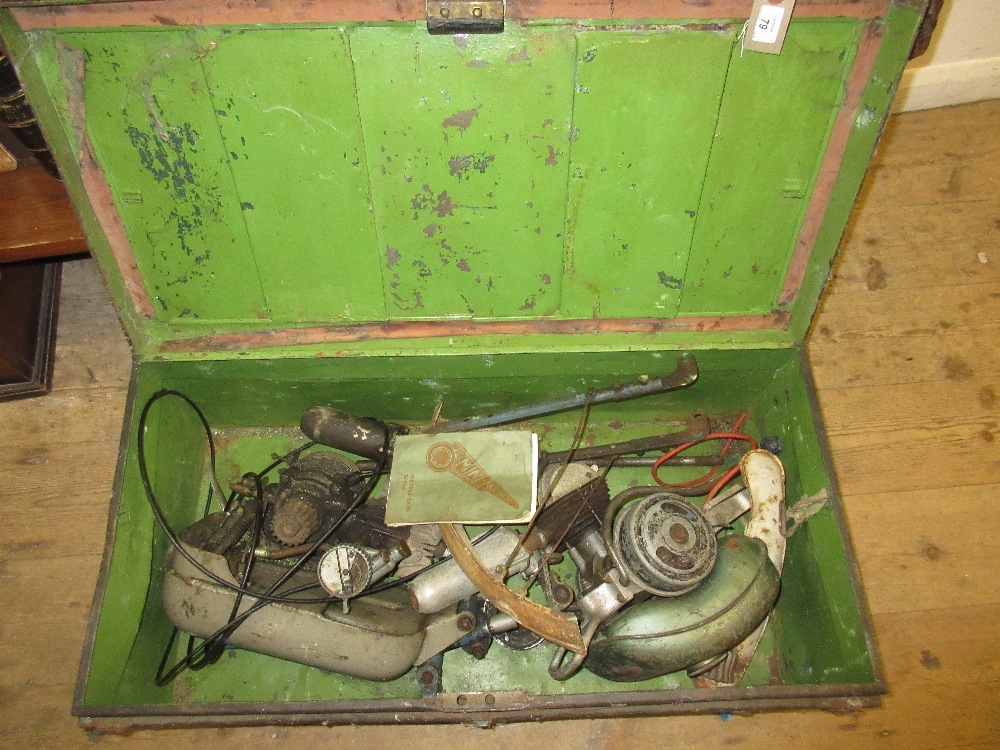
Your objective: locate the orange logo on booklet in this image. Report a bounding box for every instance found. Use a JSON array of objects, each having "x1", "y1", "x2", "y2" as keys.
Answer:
[{"x1": 425, "y1": 441, "x2": 519, "y2": 509}]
